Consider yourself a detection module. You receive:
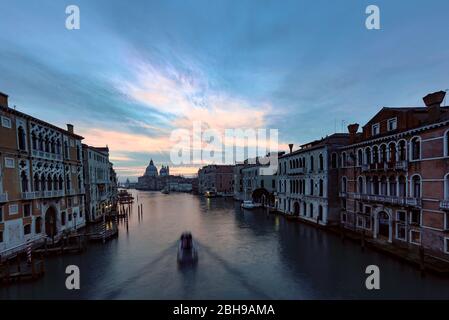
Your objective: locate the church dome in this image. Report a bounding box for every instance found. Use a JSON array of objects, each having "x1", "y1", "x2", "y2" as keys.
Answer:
[{"x1": 145, "y1": 159, "x2": 158, "y2": 177}]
